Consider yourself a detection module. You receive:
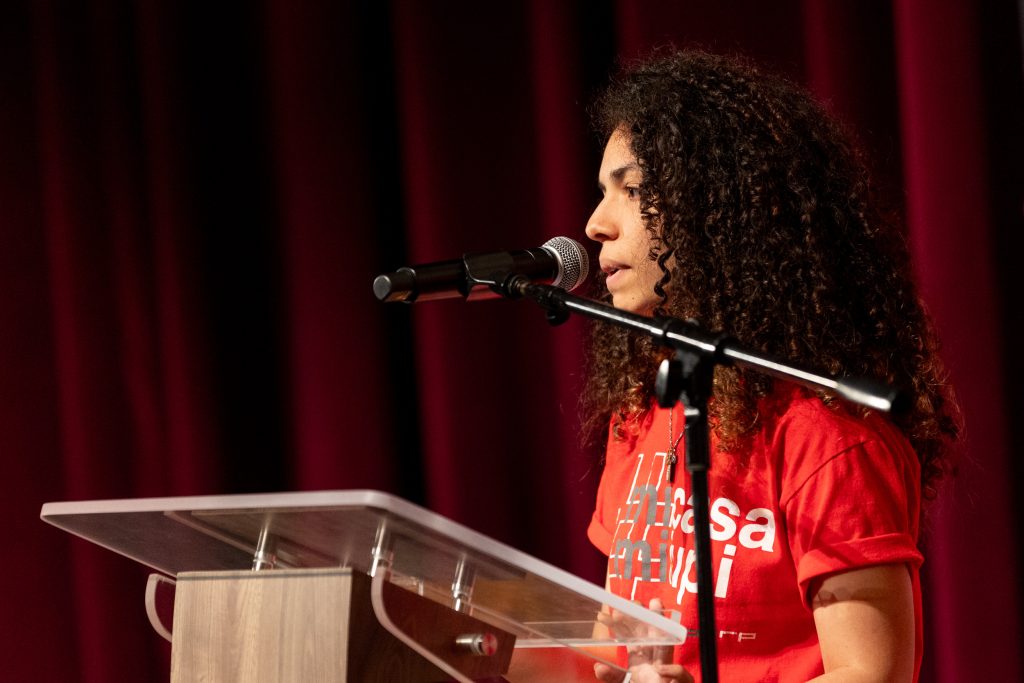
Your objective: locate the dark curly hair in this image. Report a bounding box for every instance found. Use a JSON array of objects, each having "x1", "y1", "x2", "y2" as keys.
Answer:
[{"x1": 581, "y1": 49, "x2": 960, "y2": 500}]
